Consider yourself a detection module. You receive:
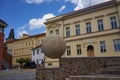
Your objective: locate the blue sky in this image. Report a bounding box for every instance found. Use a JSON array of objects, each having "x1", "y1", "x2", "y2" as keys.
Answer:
[{"x1": 0, "y1": 0, "x2": 110, "y2": 39}]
